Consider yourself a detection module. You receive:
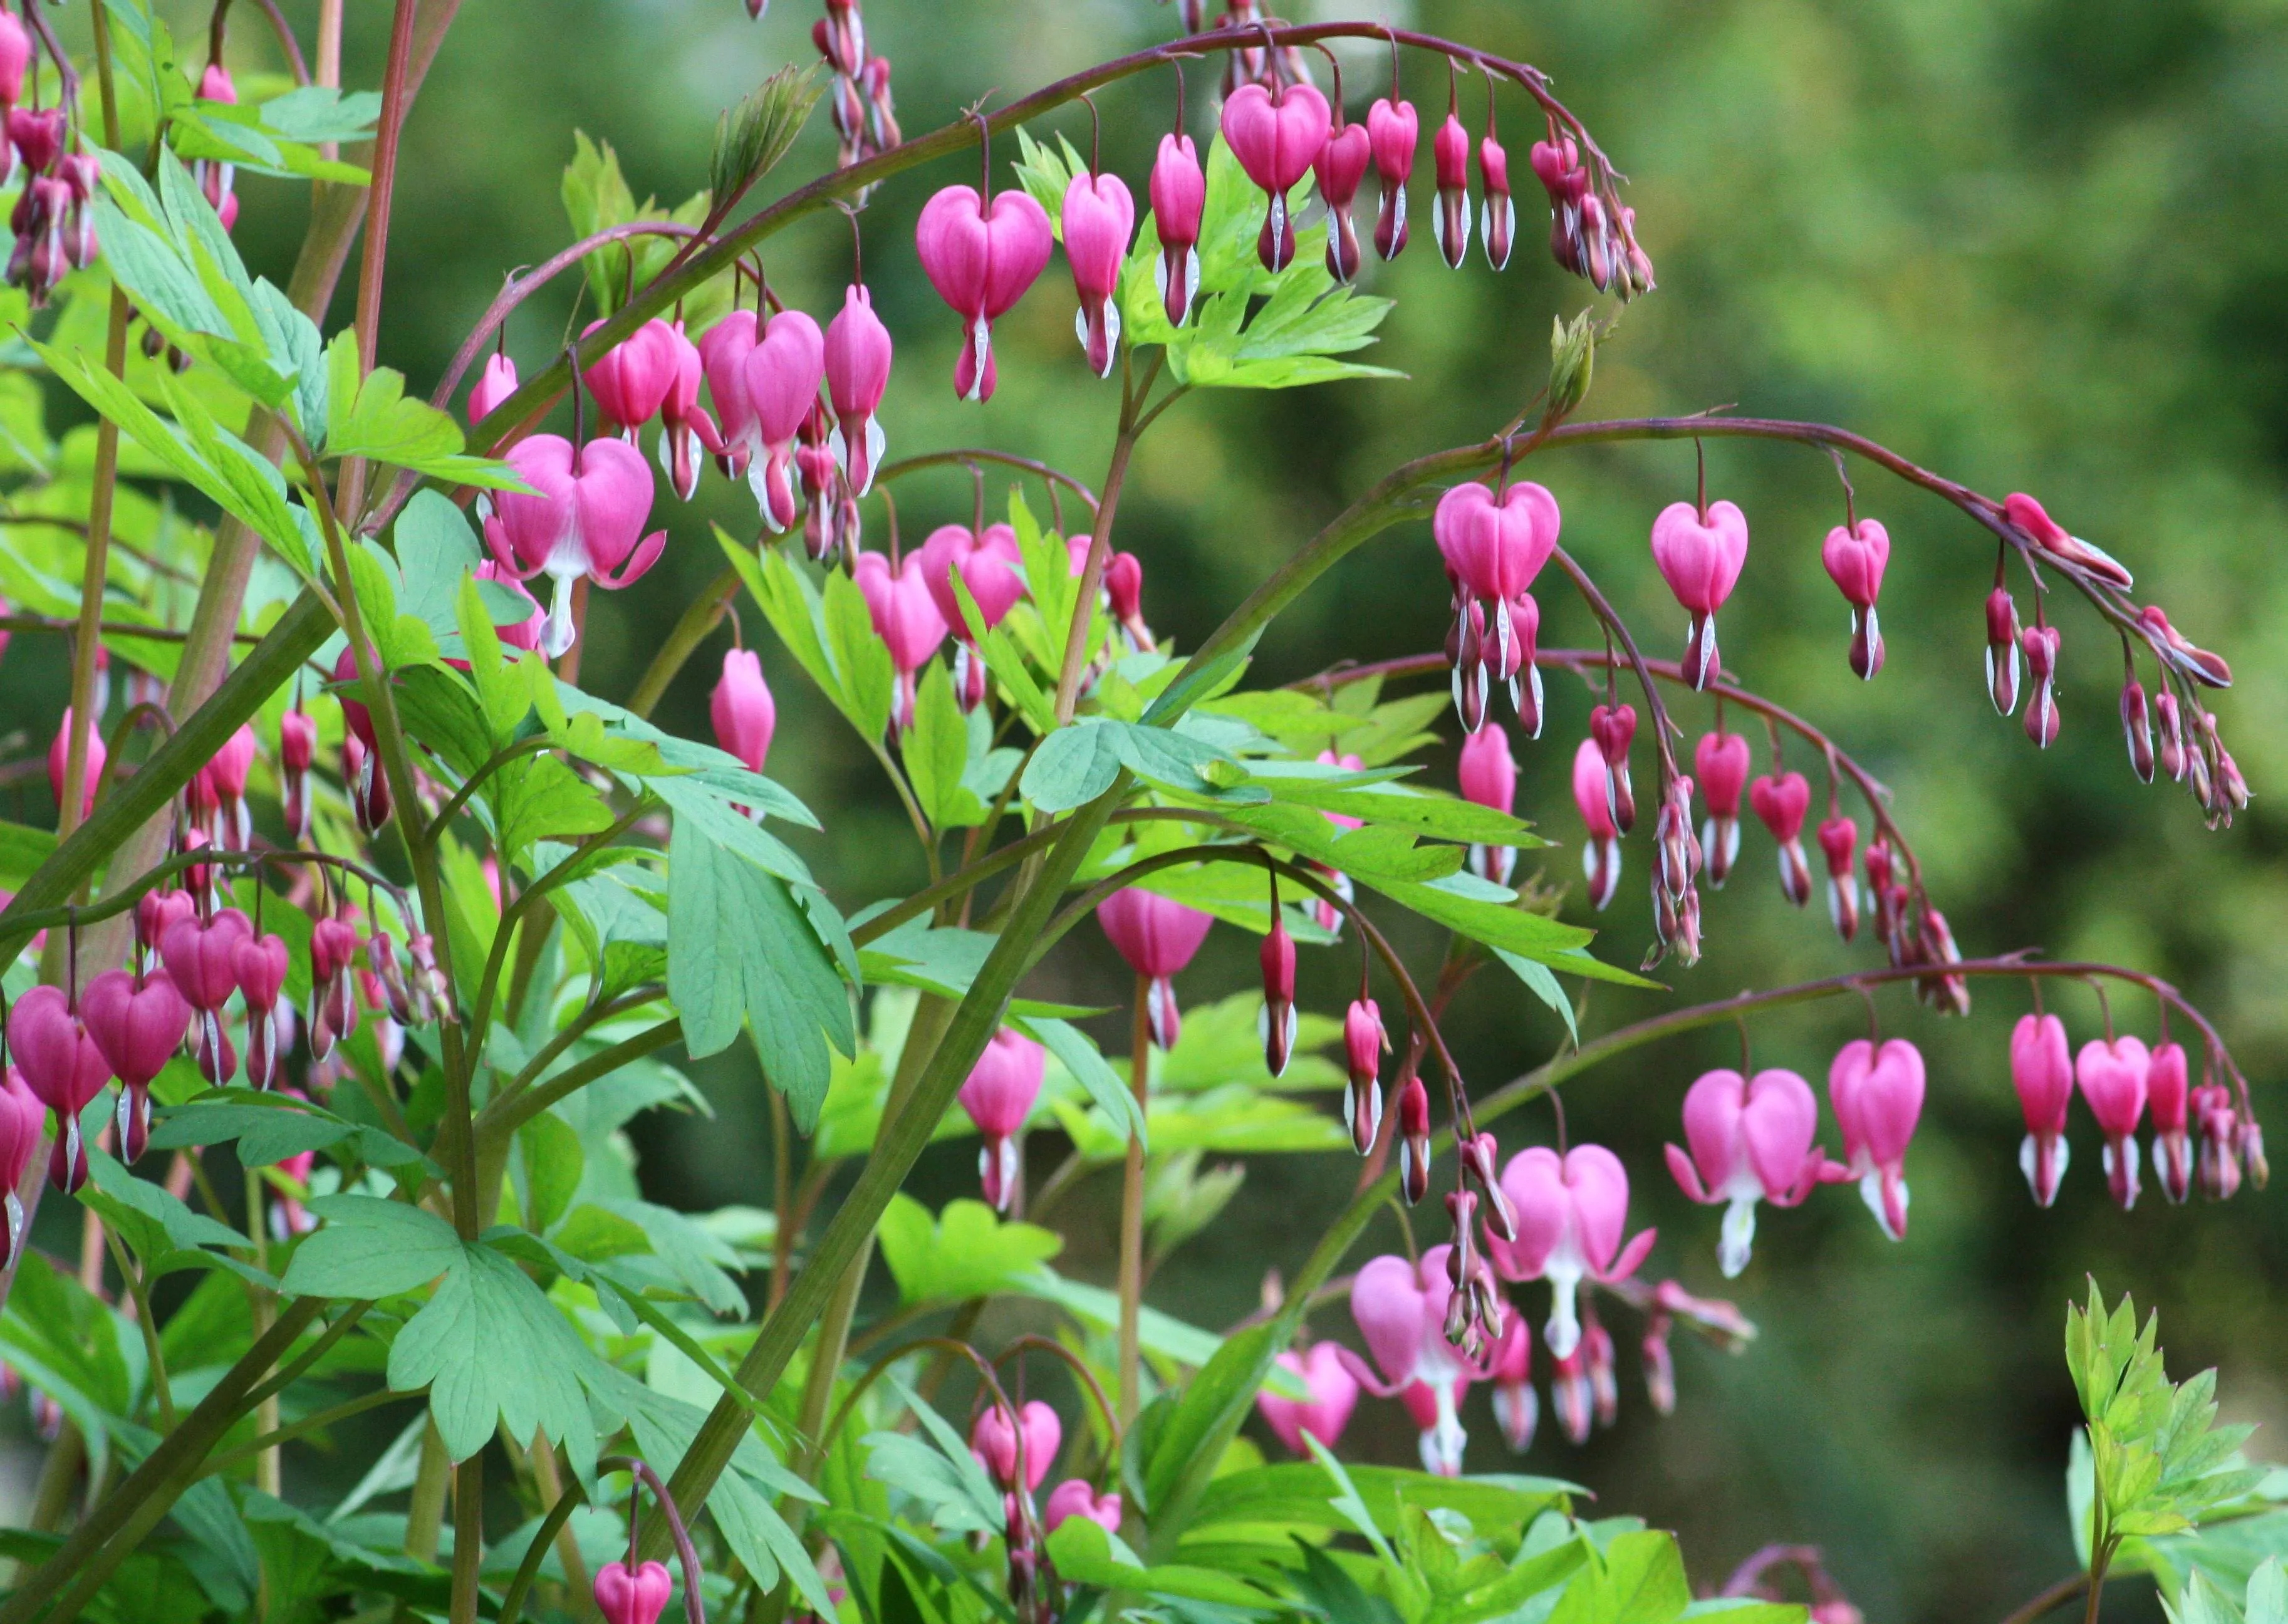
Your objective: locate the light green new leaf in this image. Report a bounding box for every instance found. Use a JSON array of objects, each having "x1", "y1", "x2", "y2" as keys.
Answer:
[
  {"x1": 876, "y1": 1194, "x2": 1063, "y2": 1305},
  {"x1": 823, "y1": 565, "x2": 895, "y2": 743},
  {"x1": 905, "y1": 661, "x2": 985, "y2": 828},
  {"x1": 323, "y1": 330, "x2": 531, "y2": 488}
]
